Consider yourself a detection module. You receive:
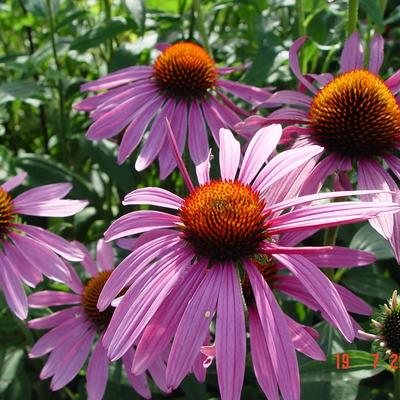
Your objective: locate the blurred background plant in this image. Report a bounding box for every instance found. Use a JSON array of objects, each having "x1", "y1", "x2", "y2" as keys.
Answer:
[{"x1": 1, "y1": 0, "x2": 400, "y2": 398}]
